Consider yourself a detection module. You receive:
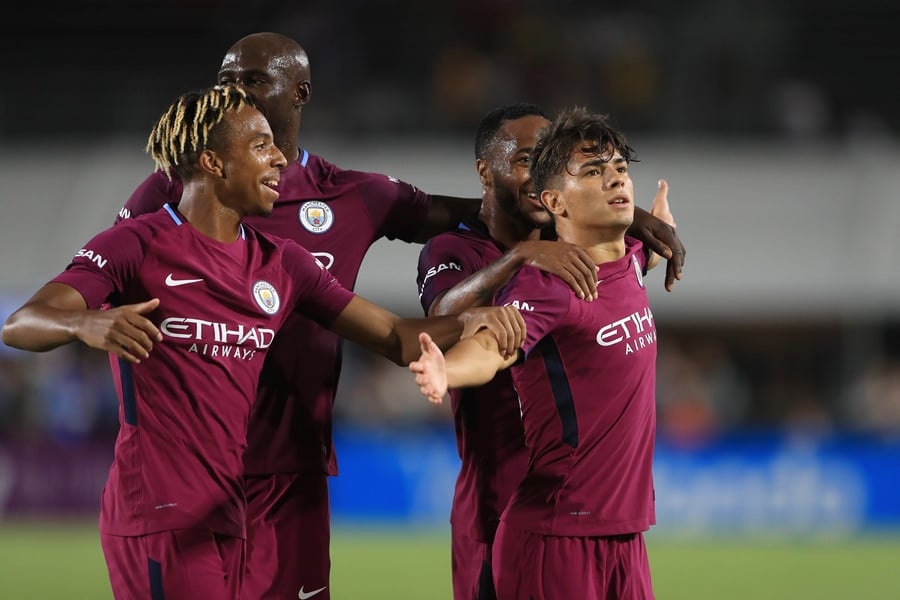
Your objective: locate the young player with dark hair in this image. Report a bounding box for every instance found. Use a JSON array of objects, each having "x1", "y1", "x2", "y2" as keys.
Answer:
[{"x1": 412, "y1": 107, "x2": 672, "y2": 599}]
